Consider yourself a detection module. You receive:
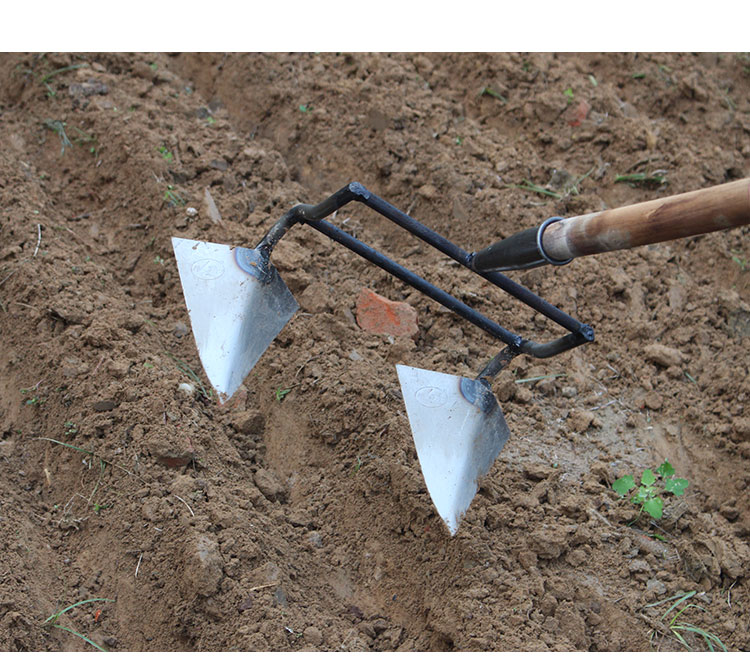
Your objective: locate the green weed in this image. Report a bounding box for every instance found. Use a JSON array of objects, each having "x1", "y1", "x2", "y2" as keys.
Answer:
[
  {"x1": 39, "y1": 63, "x2": 87, "y2": 97},
  {"x1": 275, "y1": 386, "x2": 292, "y2": 402},
  {"x1": 612, "y1": 460, "x2": 688, "y2": 520},
  {"x1": 731, "y1": 253, "x2": 748, "y2": 271},
  {"x1": 513, "y1": 180, "x2": 562, "y2": 200},
  {"x1": 166, "y1": 352, "x2": 214, "y2": 401},
  {"x1": 43, "y1": 120, "x2": 73, "y2": 155},
  {"x1": 44, "y1": 597, "x2": 114, "y2": 652},
  {"x1": 644, "y1": 591, "x2": 727, "y2": 651},
  {"x1": 478, "y1": 86, "x2": 507, "y2": 103},
  {"x1": 157, "y1": 145, "x2": 173, "y2": 162},
  {"x1": 163, "y1": 185, "x2": 186, "y2": 207},
  {"x1": 563, "y1": 87, "x2": 574, "y2": 104},
  {"x1": 615, "y1": 171, "x2": 668, "y2": 188}
]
